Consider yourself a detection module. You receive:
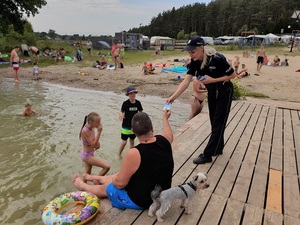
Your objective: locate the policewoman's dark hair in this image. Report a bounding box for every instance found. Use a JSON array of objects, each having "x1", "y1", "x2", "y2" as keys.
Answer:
[{"x1": 79, "y1": 112, "x2": 100, "y2": 139}]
